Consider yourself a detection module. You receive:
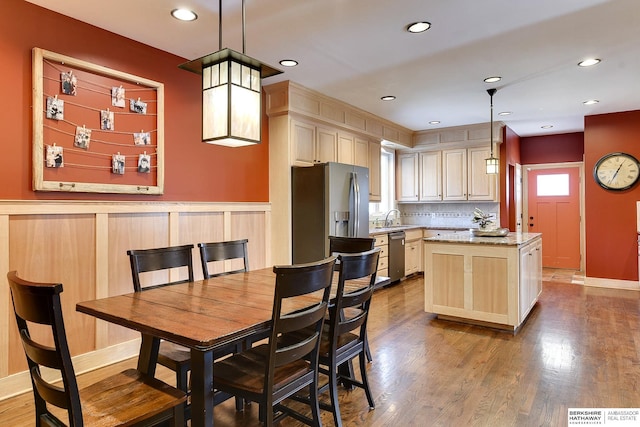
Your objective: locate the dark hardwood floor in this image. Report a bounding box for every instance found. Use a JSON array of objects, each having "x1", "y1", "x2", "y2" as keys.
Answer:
[{"x1": 2, "y1": 269, "x2": 639, "y2": 426}]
